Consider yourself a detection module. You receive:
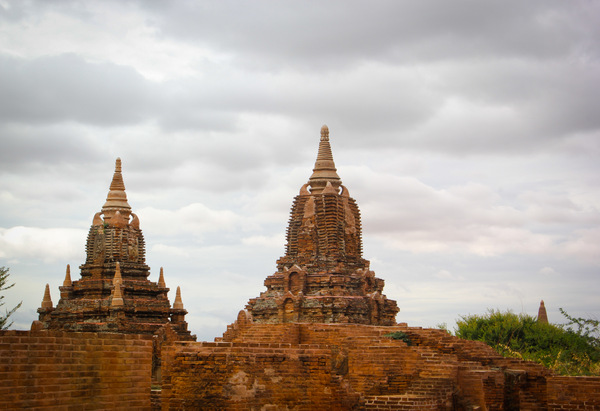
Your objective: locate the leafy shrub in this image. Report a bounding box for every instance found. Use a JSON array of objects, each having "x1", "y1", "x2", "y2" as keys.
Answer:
[
  {"x1": 455, "y1": 309, "x2": 600, "y2": 376},
  {"x1": 384, "y1": 331, "x2": 412, "y2": 346}
]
